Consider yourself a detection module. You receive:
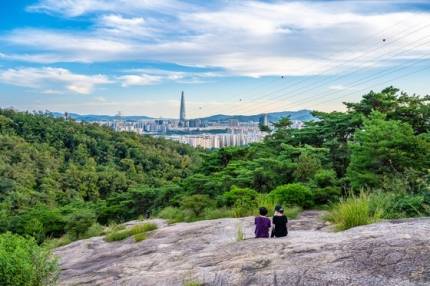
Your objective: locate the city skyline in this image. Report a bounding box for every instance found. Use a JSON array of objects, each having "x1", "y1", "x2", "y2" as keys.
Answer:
[{"x1": 1, "y1": 1, "x2": 430, "y2": 117}]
